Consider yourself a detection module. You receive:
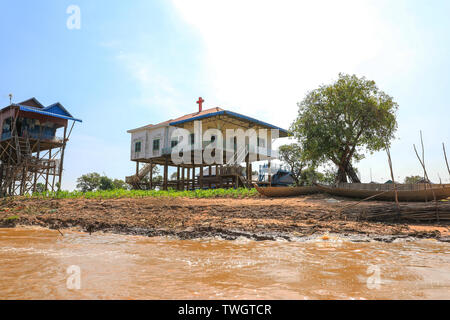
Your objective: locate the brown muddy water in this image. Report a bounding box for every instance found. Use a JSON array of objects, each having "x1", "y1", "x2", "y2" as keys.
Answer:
[{"x1": 0, "y1": 227, "x2": 449, "y2": 300}]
